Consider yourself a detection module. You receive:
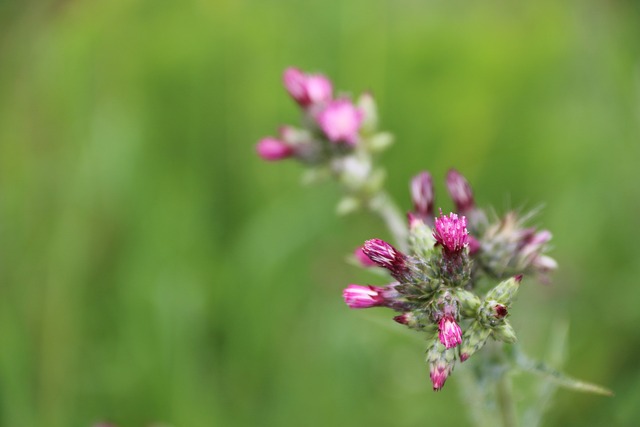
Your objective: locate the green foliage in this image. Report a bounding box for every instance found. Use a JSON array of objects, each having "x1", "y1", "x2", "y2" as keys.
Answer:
[{"x1": 0, "y1": 0, "x2": 638, "y2": 425}]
